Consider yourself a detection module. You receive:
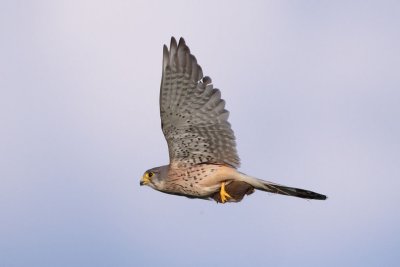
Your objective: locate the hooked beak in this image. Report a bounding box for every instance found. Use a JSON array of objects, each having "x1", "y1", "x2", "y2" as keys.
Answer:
[{"x1": 140, "y1": 176, "x2": 150, "y2": 186}]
